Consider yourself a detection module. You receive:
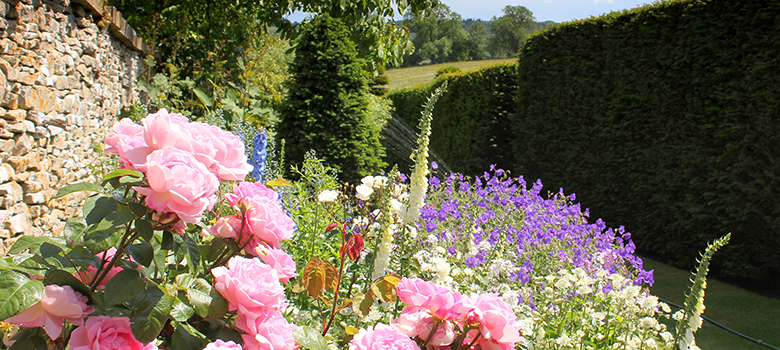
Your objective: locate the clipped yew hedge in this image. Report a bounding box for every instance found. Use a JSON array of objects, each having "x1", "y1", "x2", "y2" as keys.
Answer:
[
  {"x1": 386, "y1": 64, "x2": 518, "y2": 176},
  {"x1": 511, "y1": 0, "x2": 780, "y2": 283},
  {"x1": 387, "y1": 0, "x2": 780, "y2": 285}
]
